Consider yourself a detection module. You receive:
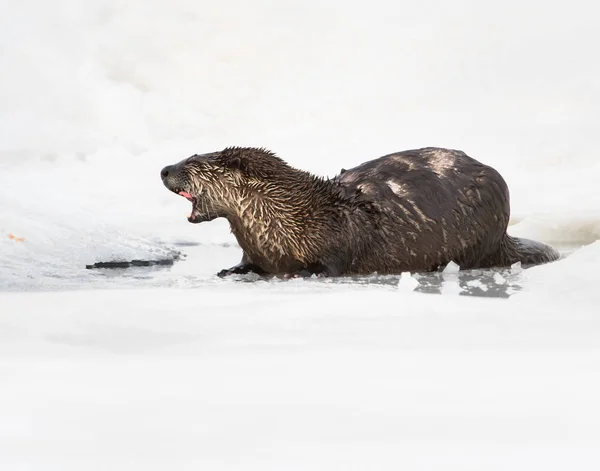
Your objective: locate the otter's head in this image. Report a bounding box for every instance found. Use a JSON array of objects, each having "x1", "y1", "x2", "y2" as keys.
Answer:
[{"x1": 160, "y1": 147, "x2": 291, "y2": 223}]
